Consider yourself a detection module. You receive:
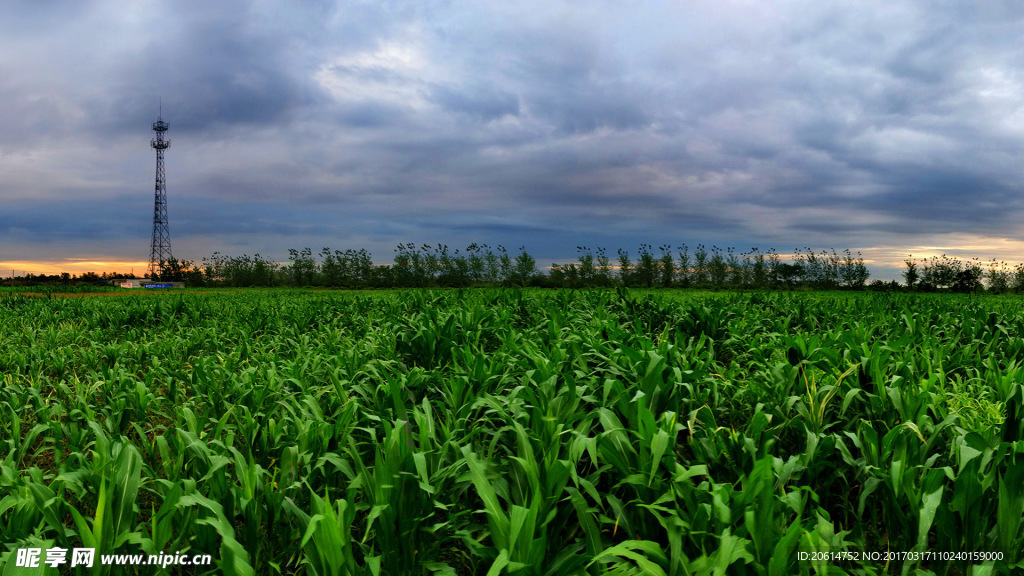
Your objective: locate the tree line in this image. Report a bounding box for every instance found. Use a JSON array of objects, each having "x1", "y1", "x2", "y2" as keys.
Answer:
[
  {"x1": 2, "y1": 270, "x2": 137, "y2": 288},
  {"x1": 154, "y1": 243, "x2": 873, "y2": 290},
  {"x1": 903, "y1": 254, "x2": 1024, "y2": 293},
  {"x1": 549, "y1": 245, "x2": 869, "y2": 290},
  {"x1": 14, "y1": 246, "x2": 1024, "y2": 293}
]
